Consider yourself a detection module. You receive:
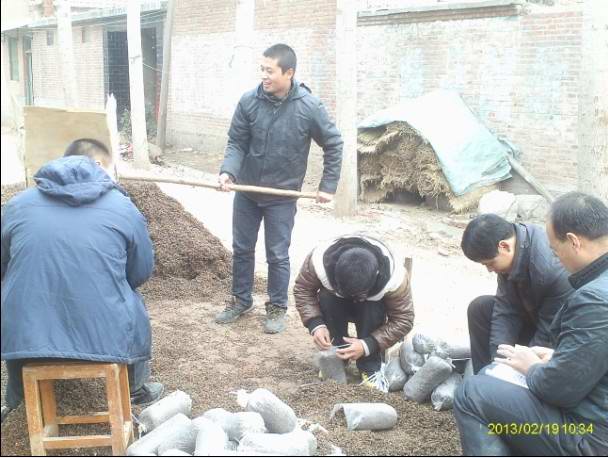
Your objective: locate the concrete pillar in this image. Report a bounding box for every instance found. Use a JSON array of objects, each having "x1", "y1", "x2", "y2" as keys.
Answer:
[
  {"x1": 127, "y1": 0, "x2": 150, "y2": 168},
  {"x1": 577, "y1": 0, "x2": 608, "y2": 200},
  {"x1": 233, "y1": 0, "x2": 256, "y2": 96},
  {"x1": 56, "y1": 0, "x2": 79, "y2": 107},
  {"x1": 334, "y1": 0, "x2": 358, "y2": 217}
]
